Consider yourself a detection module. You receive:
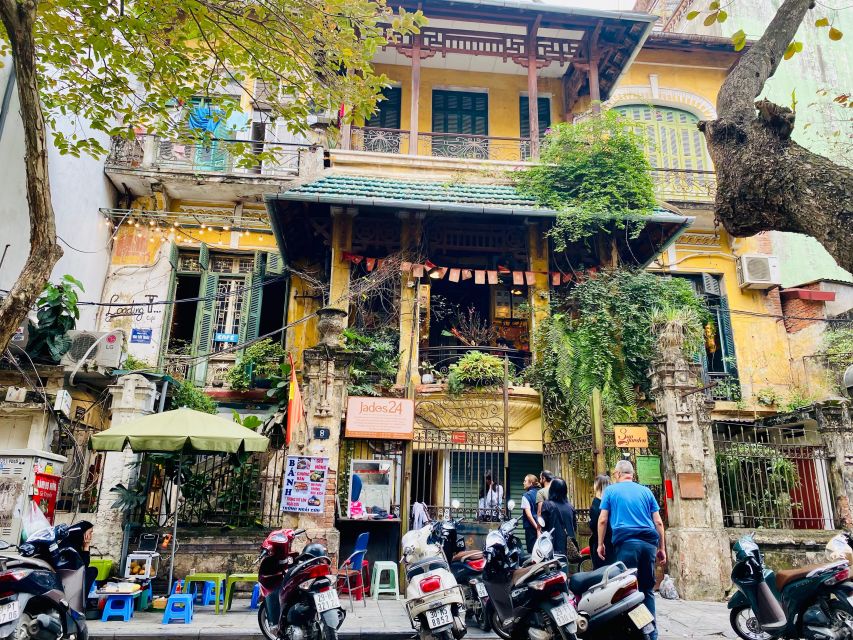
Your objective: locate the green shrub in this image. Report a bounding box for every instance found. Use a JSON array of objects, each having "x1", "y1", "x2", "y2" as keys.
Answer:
[
  {"x1": 172, "y1": 382, "x2": 217, "y2": 413},
  {"x1": 226, "y1": 339, "x2": 286, "y2": 390},
  {"x1": 446, "y1": 350, "x2": 507, "y2": 395},
  {"x1": 344, "y1": 328, "x2": 400, "y2": 396}
]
